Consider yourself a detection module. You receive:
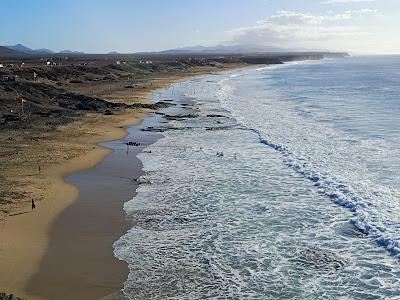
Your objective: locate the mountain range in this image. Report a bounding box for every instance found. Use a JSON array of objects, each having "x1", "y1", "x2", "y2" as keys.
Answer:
[
  {"x1": 5, "y1": 44, "x2": 84, "y2": 55},
  {"x1": 1, "y1": 43, "x2": 336, "y2": 58},
  {"x1": 157, "y1": 44, "x2": 328, "y2": 54}
]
